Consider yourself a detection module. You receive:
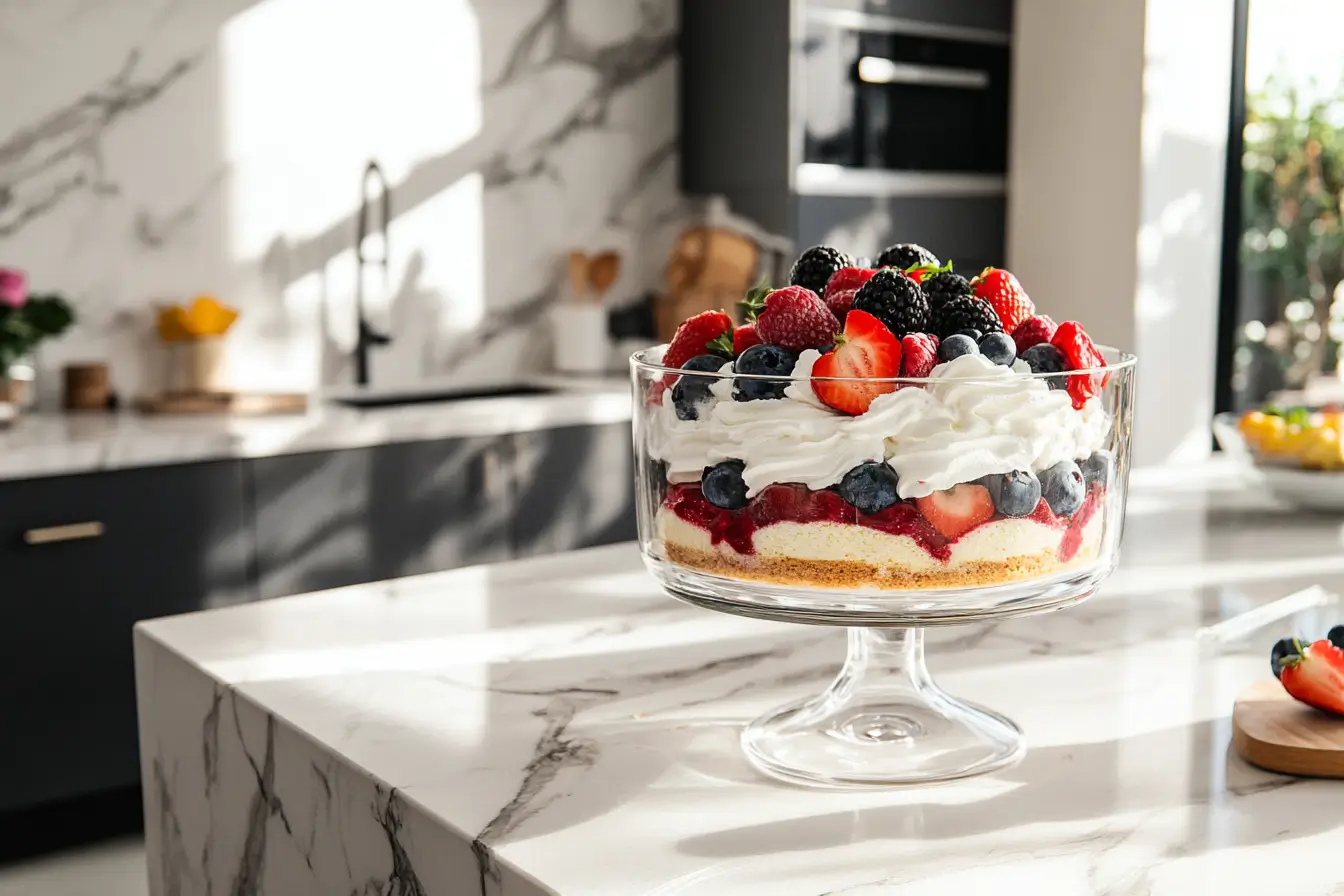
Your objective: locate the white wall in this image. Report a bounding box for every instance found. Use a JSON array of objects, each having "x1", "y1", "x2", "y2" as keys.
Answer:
[
  {"x1": 1008, "y1": 0, "x2": 1234, "y2": 467},
  {"x1": 0, "y1": 0, "x2": 686, "y2": 400}
]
